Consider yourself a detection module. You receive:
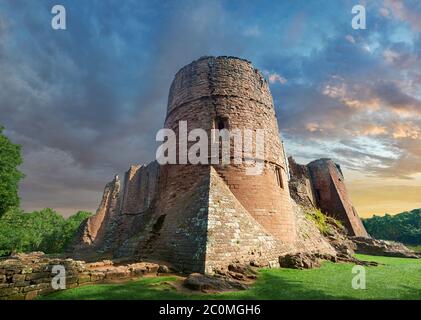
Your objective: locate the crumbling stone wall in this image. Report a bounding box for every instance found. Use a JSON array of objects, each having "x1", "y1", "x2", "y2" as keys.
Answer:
[
  {"x1": 350, "y1": 237, "x2": 420, "y2": 258},
  {"x1": 111, "y1": 164, "x2": 212, "y2": 272},
  {"x1": 121, "y1": 165, "x2": 142, "y2": 214},
  {"x1": 204, "y1": 167, "x2": 289, "y2": 273},
  {"x1": 121, "y1": 162, "x2": 159, "y2": 215},
  {"x1": 288, "y1": 157, "x2": 368, "y2": 238},
  {"x1": 72, "y1": 161, "x2": 159, "y2": 255},
  {"x1": 307, "y1": 159, "x2": 368, "y2": 237},
  {"x1": 72, "y1": 175, "x2": 121, "y2": 252},
  {"x1": 0, "y1": 252, "x2": 160, "y2": 300},
  {"x1": 288, "y1": 157, "x2": 316, "y2": 208}
]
